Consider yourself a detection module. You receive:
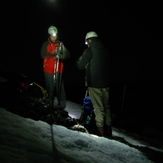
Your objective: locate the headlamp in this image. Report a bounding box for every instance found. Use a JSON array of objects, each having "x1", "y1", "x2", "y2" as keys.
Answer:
[{"x1": 52, "y1": 33, "x2": 57, "y2": 36}]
